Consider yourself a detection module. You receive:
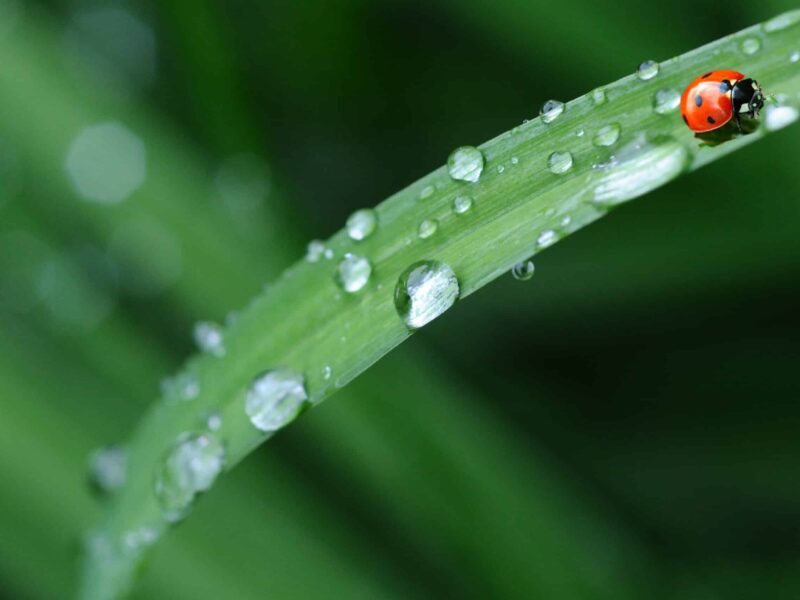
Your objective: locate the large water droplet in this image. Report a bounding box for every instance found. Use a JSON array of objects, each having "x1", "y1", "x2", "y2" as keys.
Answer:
[
  {"x1": 547, "y1": 151, "x2": 573, "y2": 174},
  {"x1": 346, "y1": 208, "x2": 377, "y2": 241},
  {"x1": 591, "y1": 88, "x2": 607, "y2": 105},
  {"x1": 306, "y1": 240, "x2": 327, "y2": 262},
  {"x1": 740, "y1": 37, "x2": 761, "y2": 55},
  {"x1": 764, "y1": 105, "x2": 799, "y2": 131},
  {"x1": 245, "y1": 369, "x2": 308, "y2": 432},
  {"x1": 540, "y1": 100, "x2": 565, "y2": 124},
  {"x1": 592, "y1": 134, "x2": 690, "y2": 206},
  {"x1": 453, "y1": 195, "x2": 473, "y2": 214},
  {"x1": 154, "y1": 432, "x2": 225, "y2": 522},
  {"x1": 394, "y1": 260, "x2": 459, "y2": 330},
  {"x1": 593, "y1": 124, "x2": 621, "y2": 147},
  {"x1": 637, "y1": 60, "x2": 659, "y2": 80},
  {"x1": 511, "y1": 260, "x2": 535, "y2": 281},
  {"x1": 336, "y1": 253, "x2": 371, "y2": 293},
  {"x1": 764, "y1": 10, "x2": 800, "y2": 32},
  {"x1": 537, "y1": 230, "x2": 558, "y2": 249},
  {"x1": 418, "y1": 219, "x2": 438, "y2": 239},
  {"x1": 193, "y1": 321, "x2": 225, "y2": 357},
  {"x1": 447, "y1": 146, "x2": 484, "y2": 183},
  {"x1": 88, "y1": 445, "x2": 127, "y2": 495},
  {"x1": 653, "y1": 88, "x2": 681, "y2": 114}
]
